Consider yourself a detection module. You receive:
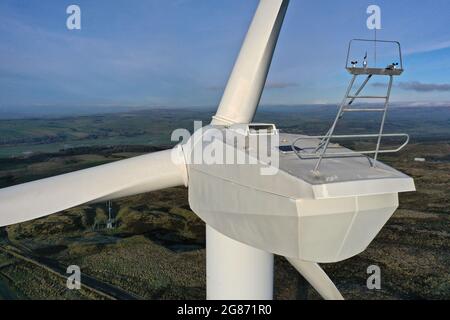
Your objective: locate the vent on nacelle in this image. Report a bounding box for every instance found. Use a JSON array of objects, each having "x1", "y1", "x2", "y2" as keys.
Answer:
[{"x1": 228, "y1": 123, "x2": 277, "y2": 136}]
